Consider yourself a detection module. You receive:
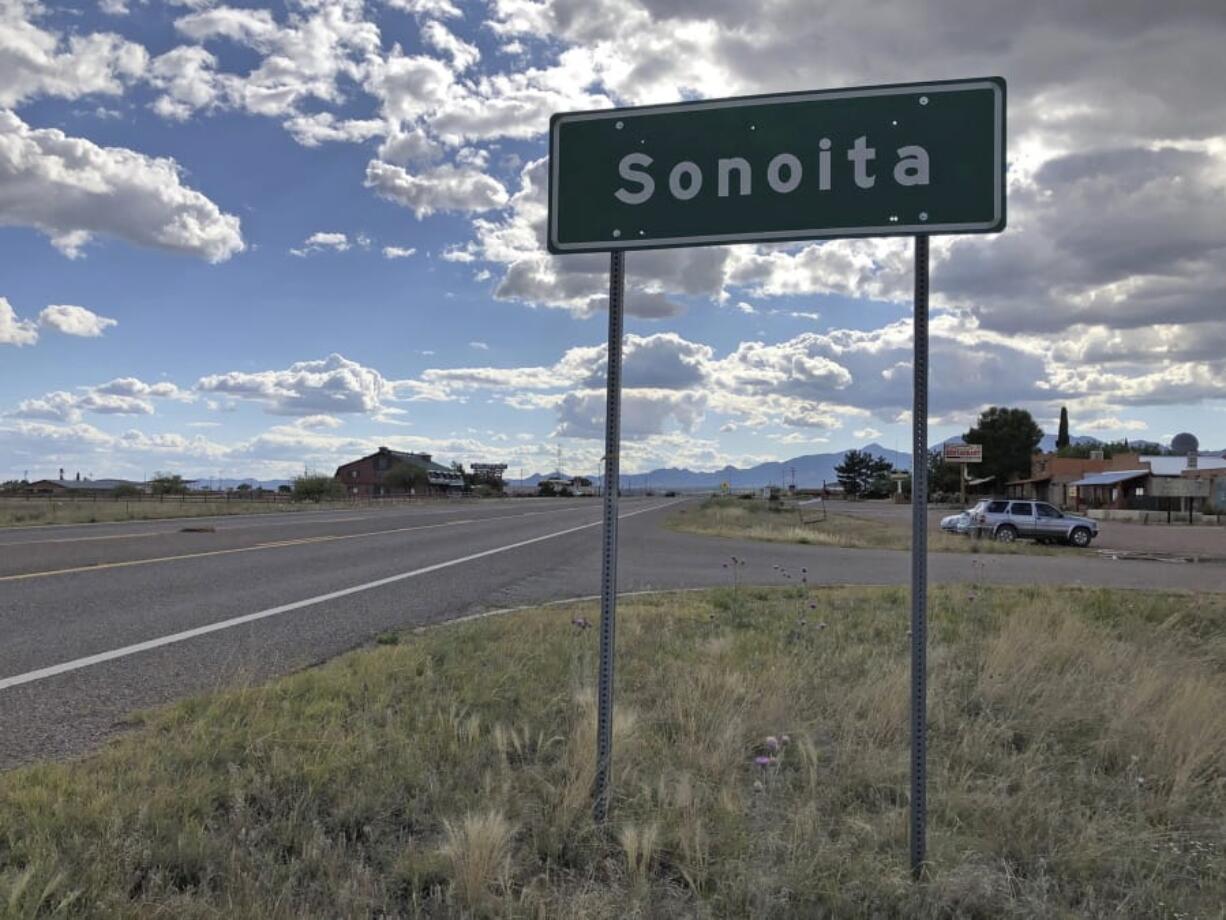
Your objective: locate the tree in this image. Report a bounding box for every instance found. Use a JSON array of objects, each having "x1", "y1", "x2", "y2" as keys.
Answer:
[
  {"x1": 384, "y1": 462, "x2": 428, "y2": 494},
  {"x1": 0, "y1": 480, "x2": 25, "y2": 493},
  {"x1": 964, "y1": 407, "x2": 1043, "y2": 488},
  {"x1": 538, "y1": 481, "x2": 557, "y2": 497},
  {"x1": 113, "y1": 483, "x2": 142, "y2": 498},
  {"x1": 292, "y1": 474, "x2": 344, "y2": 503},
  {"x1": 235, "y1": 482, "x2": 252, "y2": 493},
  {"x1": 277, "y1": 484, "x2": 292, "y2": 494},
  {"x1": 927, "y1": 452, "x2": 962, "y2": 498},
  {"x1": 150, "y1": 473, "x2": 187, "y2": 495},
  {"x1": 1057, "y1": 438, "x2": 1153, "y2": 460},
  {"x1": 835, "y1": 449, "x2": 894, "y2": 498},
  {"x1": 1056, "y1": 407, "x2": 1070, "y2": 450}
]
